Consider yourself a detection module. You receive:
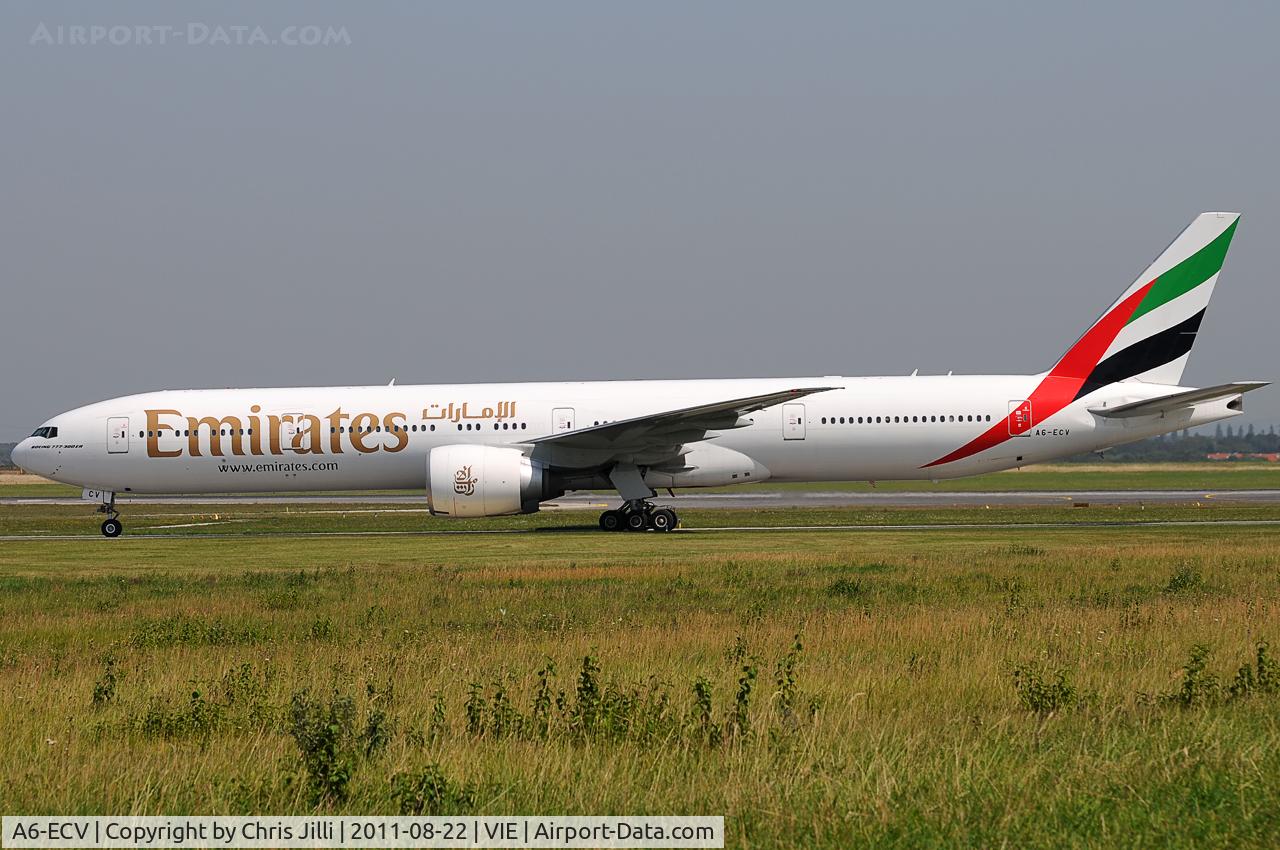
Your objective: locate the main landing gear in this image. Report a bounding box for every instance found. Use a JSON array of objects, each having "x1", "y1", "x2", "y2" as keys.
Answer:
[
  {"x1": 97, "y1": 492, "x2": 123, "y2": 538},
  {"x1": 599, "y1": 500, "x2": 679, "y2": 533}
]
